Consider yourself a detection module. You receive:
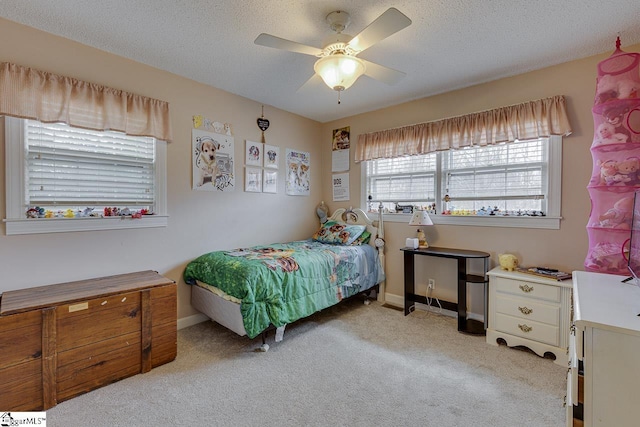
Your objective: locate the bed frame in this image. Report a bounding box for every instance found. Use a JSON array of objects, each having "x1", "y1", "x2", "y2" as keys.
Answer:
[{"x1": 190, "y1": 205, "x2": 386, "y2": 351}]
